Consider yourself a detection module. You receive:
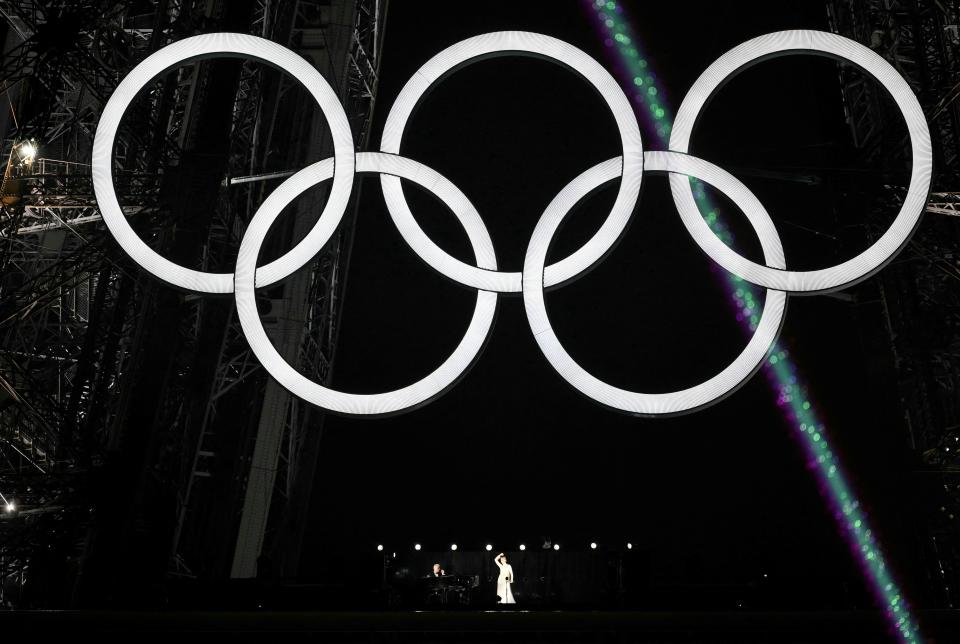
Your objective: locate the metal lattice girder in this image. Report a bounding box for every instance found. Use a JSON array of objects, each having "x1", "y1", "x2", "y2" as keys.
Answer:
[
  {"x1": 159, "y1": 0, "x2": 387, "y2": 582},
  {"x1": 0, "y1": 0, "x2": 213, "y2": 607},
  {"x1": 928, "y1": 191, "x2": 960, "y2": 216},
  {"x1": 0, "y1": 2, "x2": 165, "y2": 161},
  {"x1": 228, "y1": 0, "x2": 386, "y2": 580},
  {"x1": 0, "y1": 0, "x2": 386, "y2": 604},
  {"x1": 829, "y1": 0, "x2": 960, "y2": 608},
  {"x1": 0, "y1": 0, "x2": 180, "y2": 474},
  {"x1": 828, "y1": 0, "x2": 960, "y2": 185}
]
